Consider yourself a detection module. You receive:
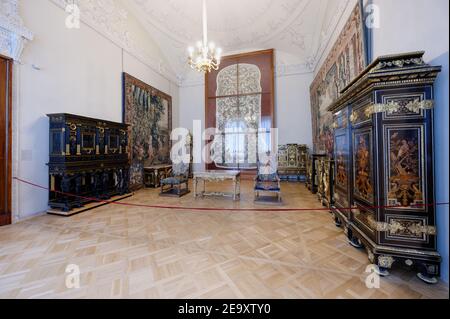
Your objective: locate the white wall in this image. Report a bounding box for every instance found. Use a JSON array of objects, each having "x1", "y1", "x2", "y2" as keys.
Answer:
[
  {"x1": 370, "y1": 0, "x2": 449, "y2": 283},
  {"x1": 178, "y1": 69, "x2": 314, "y2": 172},
  {"x1": 276, "y1": 73, "x2": 313, "y2": 147},
  {"x1": 14, "y1": 0, "x2": 179, "y2": 221}
]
